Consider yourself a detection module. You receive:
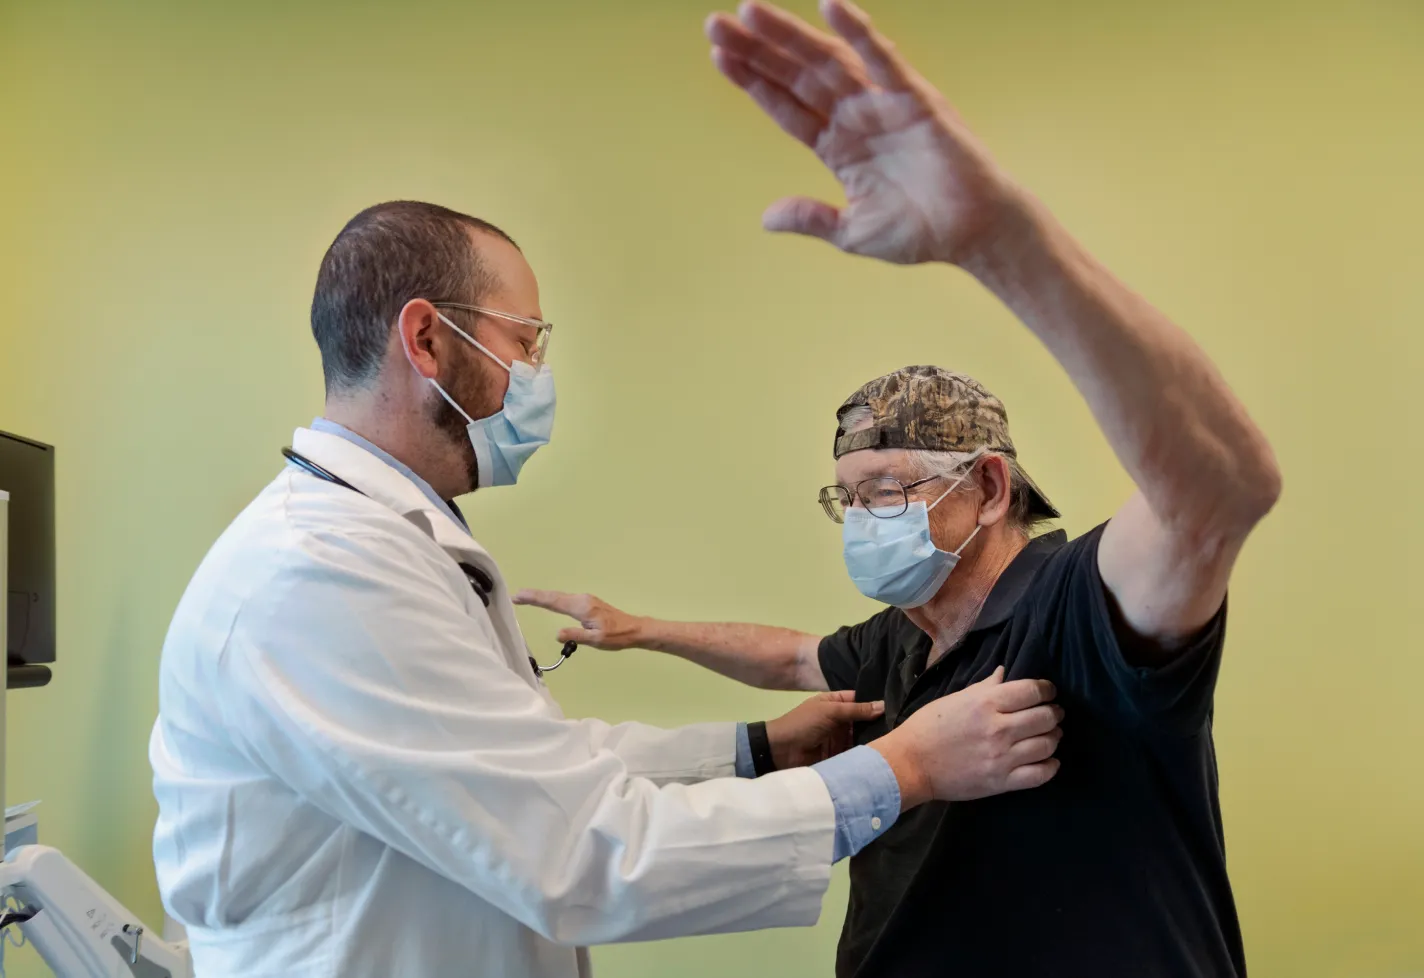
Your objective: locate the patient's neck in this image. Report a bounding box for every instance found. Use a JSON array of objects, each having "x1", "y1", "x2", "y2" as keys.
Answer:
[{"x1": 905, "y1": 525, "x2": 1027, "y2": 666}]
